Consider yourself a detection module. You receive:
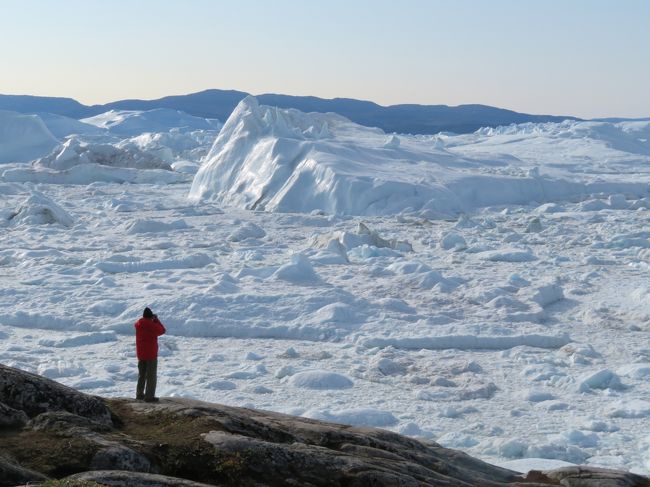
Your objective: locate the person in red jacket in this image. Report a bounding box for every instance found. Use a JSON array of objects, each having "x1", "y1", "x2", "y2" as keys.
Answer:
[{"x1": 135, "y1": 307, "x2": 166, "y2": 402}]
